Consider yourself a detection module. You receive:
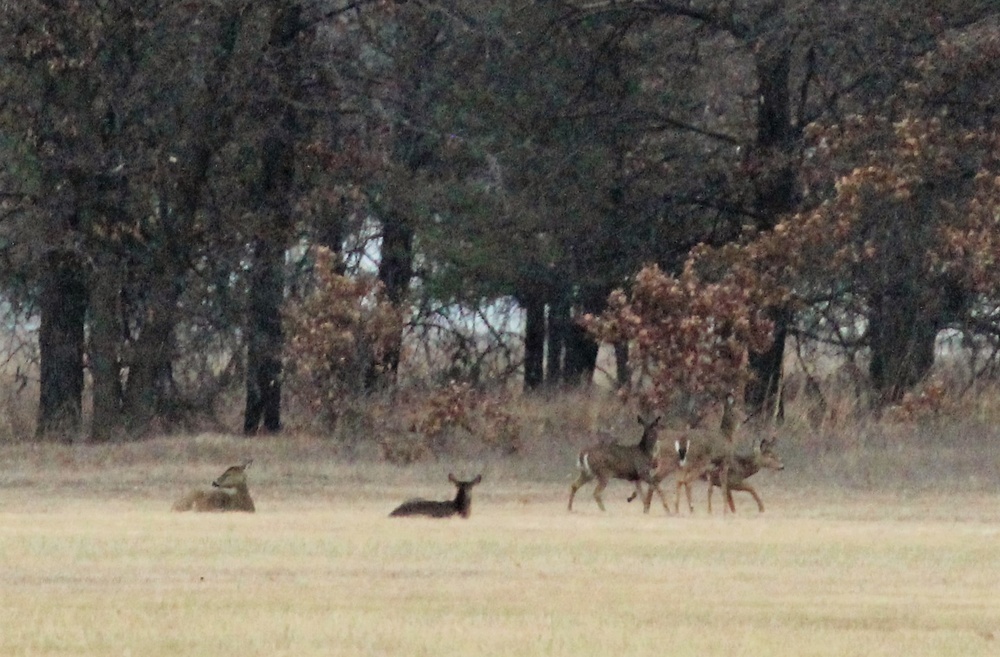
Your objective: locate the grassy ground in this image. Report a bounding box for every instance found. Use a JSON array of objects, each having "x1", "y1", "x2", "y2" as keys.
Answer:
[{"x1": 1, "y1": 431, "x2": 998, "y2": 657}]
